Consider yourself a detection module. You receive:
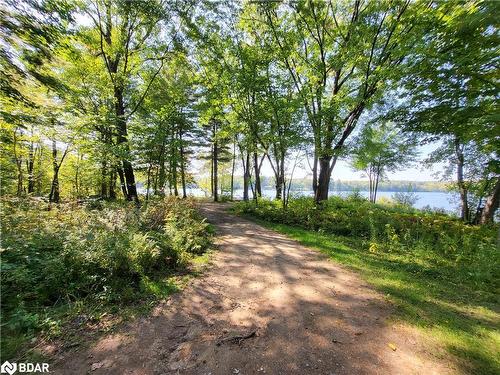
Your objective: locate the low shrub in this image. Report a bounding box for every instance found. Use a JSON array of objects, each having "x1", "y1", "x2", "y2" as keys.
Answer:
[
  {"x1": 233, "y1": 197, "x2": 499, "y2": 287},
  {"x1": 0, "y1": 197, "x2": 212, "y2": 359}
]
